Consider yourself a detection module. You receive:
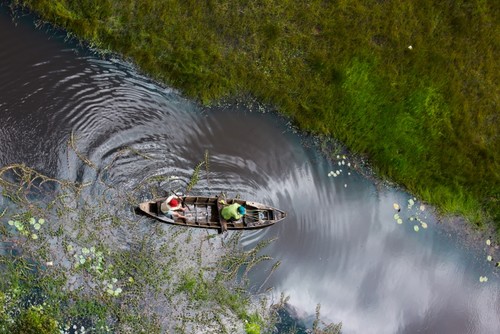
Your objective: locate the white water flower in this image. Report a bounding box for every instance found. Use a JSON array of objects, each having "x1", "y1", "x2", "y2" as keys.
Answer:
[
  {"x1": 408, "y1": 45, "x2": 413, "y2": 50},
  {"x1": 408, "y1": 199, "x2": 415, "y2": 208},
  {"x1": 393, "y1": 203, "x2": 400, "y2": 211},
  {"x1": 421, "y1": 222, "x2": 428, "y2": 229},
  {"x1": 479, "y1": 276, "x2": 488, "y2": 283},
  {"x1": 46, "y1": 261, "x2": 53, "y2": 266},
  {"x1": 486, "y1": 239, "x2": 491, "y2": 246},
  {"x1": 420, "y1": 205, "x2": 425, "y2": 211}
]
